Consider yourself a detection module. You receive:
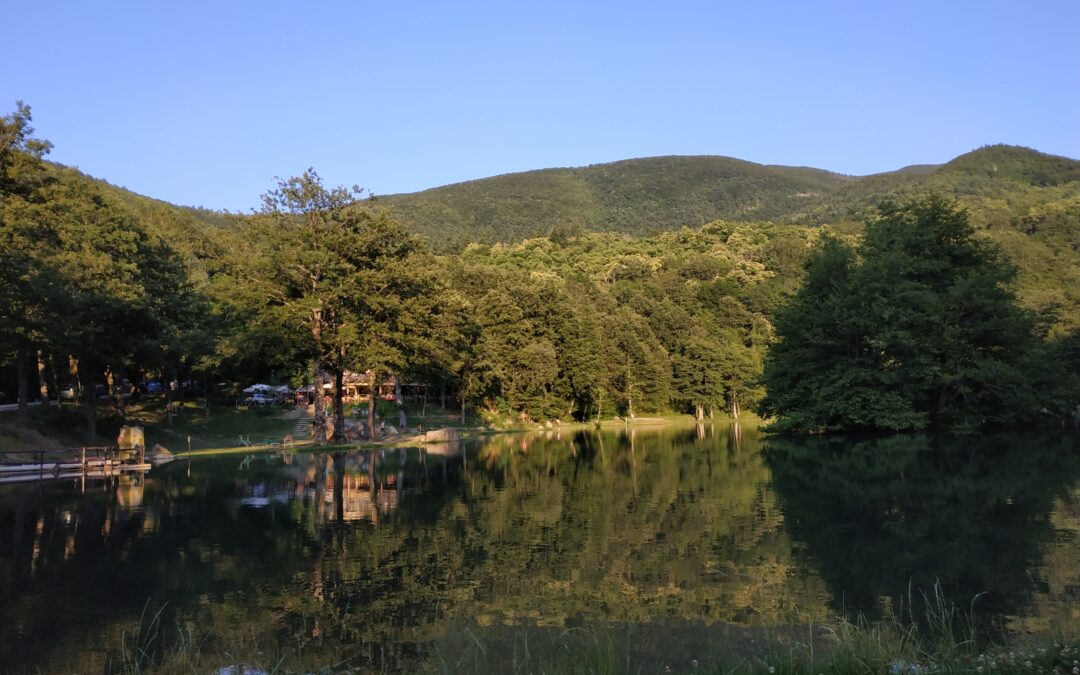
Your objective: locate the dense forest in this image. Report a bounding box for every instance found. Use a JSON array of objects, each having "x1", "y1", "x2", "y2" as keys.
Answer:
[{"x1": 2, "y1": 102, "x2": 1079, "y2": 437}]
